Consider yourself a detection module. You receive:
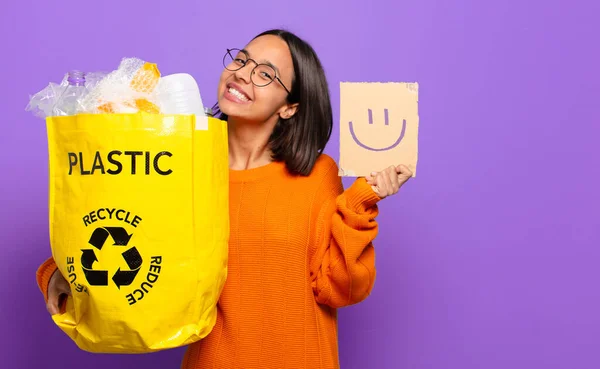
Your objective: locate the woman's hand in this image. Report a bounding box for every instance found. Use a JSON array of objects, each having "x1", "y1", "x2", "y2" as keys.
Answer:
[
  {"x1": 46, "y1": 270, "x2": 71, "y2": 315},
  {"x1": 366, "y1": 164, "x2": 413, "y2": 199}
]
